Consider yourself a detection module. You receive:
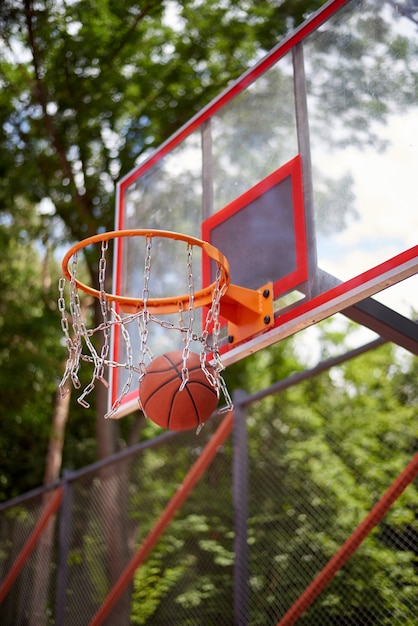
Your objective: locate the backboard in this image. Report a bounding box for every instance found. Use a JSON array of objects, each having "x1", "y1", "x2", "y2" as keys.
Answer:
[{"x1": 110, "y1": 0, "x2": 418, "y2": 417}]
